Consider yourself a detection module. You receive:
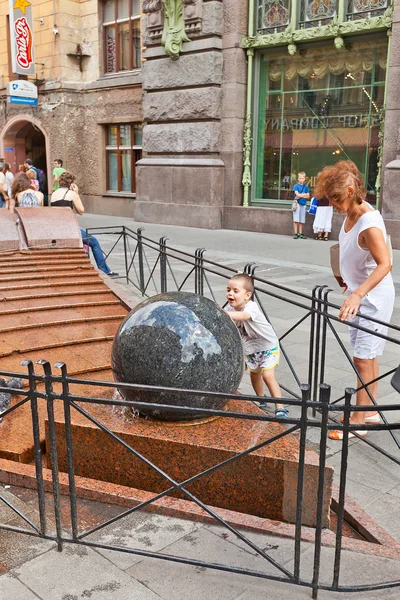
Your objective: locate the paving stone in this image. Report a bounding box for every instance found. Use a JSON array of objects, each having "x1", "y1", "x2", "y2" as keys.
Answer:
[
  {"x1": 13, "y1": 544, "x2": 161, "y2": 600},
  {"x1": 0, "y1": 524, "x2": 56, "y2": 571},
  {"x1": 89, "y1": 511, "x2": 199, "y2": 570},
  {"x1": 0, "y1": 574, "x2": 39, "y2": 599},
  {"x1": 285, "y1": 544, "x2": 400, "y2": 594}
]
